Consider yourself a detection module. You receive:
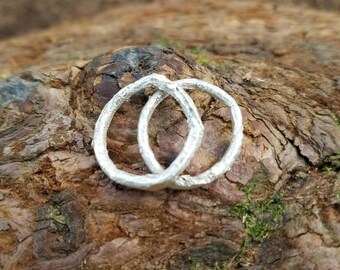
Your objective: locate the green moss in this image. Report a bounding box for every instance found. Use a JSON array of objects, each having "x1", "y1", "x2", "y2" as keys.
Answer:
[
  {"x1": 189, "y1": 257, "x2": 229, "y2": 270},
  {"x1": 212, "y1": 261, "x2": 229, "y2": 270},
  {"x1": 151, "y1": 41, "x2": 231, "y2": 69},
  {"x1": 189, "y1": 257, "x2": 201, "y2": 270},
  {"x1": 321, "y1": 166, "x2": 332, "y2": 172},
  {"x1": 335, "y1": 192, "x2": 340, "y2": 201},
  {"x1": 184, "y1": 47, "x2": 210, "y2": 66},
  {"x1": 152, "y1": 38, "x2": 172, "y2": 47},
  {"x1": 320, "y1": 152, "x2": 340, "y2": 172},
  {"x1": 186, "y1": 48, "x2": 209, "y2": 56},
  {"x1": 331, "y1": 114, "x2": 340, "y2": 127},
  {"x1": 196, "y1": 58, "x2": 209, "y2": 65},
  {"x1": 241, "y1": 179, "x2": 260, "y2": 195},
  {"x1": 231, "y1": 187, "x2": 284, "y2": 243},
  {"x1": 152, "y1": 38, "x2": 185, "y2": 49},
  {"x1": 216, "y1": 62, "x2": 230, "y2": 69}
]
